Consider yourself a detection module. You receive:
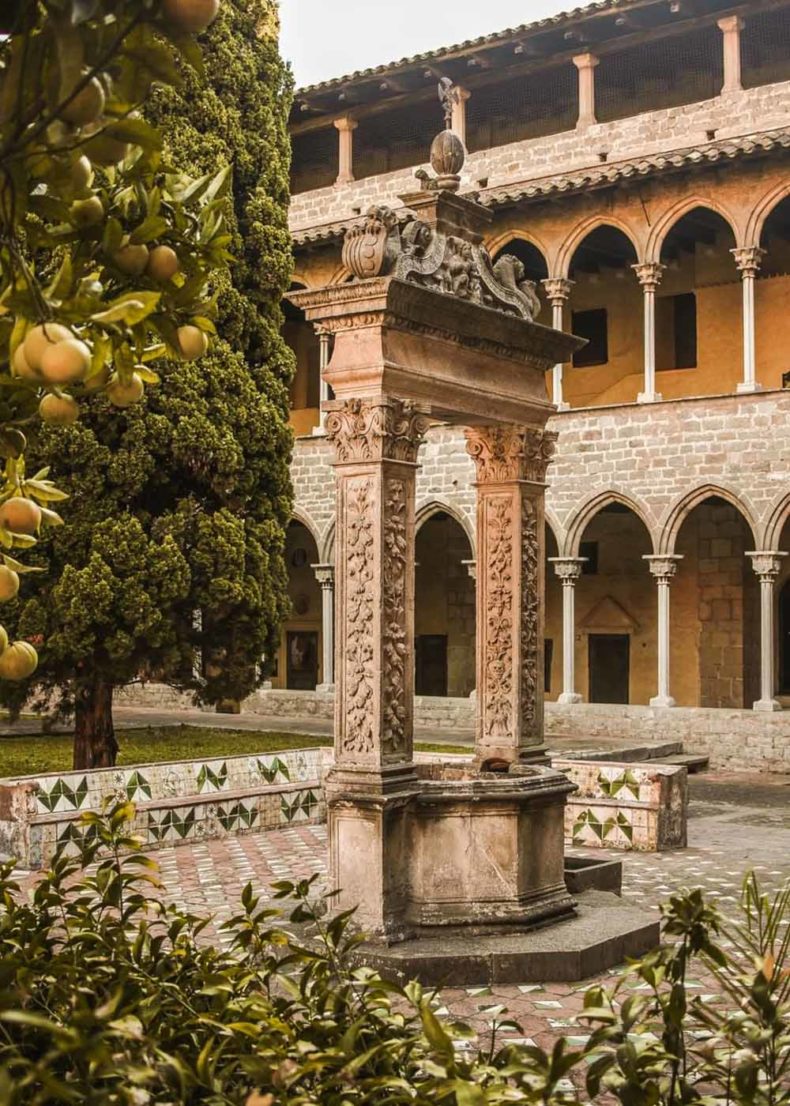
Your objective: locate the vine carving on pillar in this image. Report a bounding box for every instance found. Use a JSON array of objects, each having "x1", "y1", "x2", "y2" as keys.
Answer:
[
  {"x1": 344, "y1": 477, "x2": 375, "y2": 755},
  {"x1": 381, "y1": 478, "x2": 409, "y2": 755},
  {"x1": 325, "y1": 397, "x2": 431, "y2": 464},
  {"x1": 520, "y1": 496, "x2": 540, "y2": 733},
  {"x1": 465, "y1": 426, "x2": 557, "y2": 483},
  {"x1": 483, "y1": 494, "x2": 514, "y2": 739}
]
